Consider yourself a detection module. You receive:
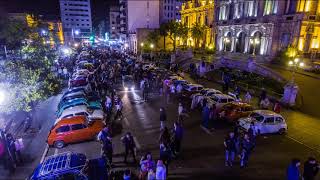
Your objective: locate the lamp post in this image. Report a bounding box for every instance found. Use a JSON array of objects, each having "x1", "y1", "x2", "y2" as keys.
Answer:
[
  {"x1": 288, "y1": 58, "x2": 304, "y2": 83},
  {"x1": 150, "y1": 43, "x2": 154, "y2": 49}
]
